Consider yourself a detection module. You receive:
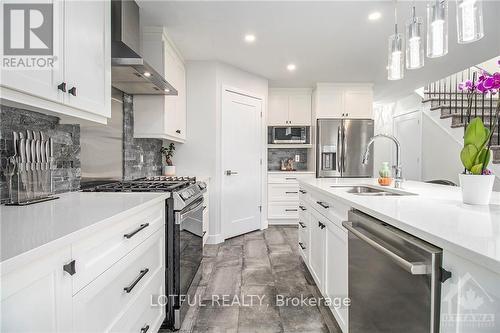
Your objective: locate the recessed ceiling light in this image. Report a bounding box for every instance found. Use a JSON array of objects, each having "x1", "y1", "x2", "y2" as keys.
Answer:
[
  {"x1": 244, "y1": 34, "x2": 256, "y2": 43},
  {"x1": 287, "y1": 64, "x2": 296, "y2": 71},
  {"x1": 368, "y1": 12, "x2": 382, "y2": 21},
  {"x1": 143, "y1": 72, "x2": 151, "y2": 77},
  {"x1": 164, "y1": 88, "x2": 170, "y2": 93}
]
